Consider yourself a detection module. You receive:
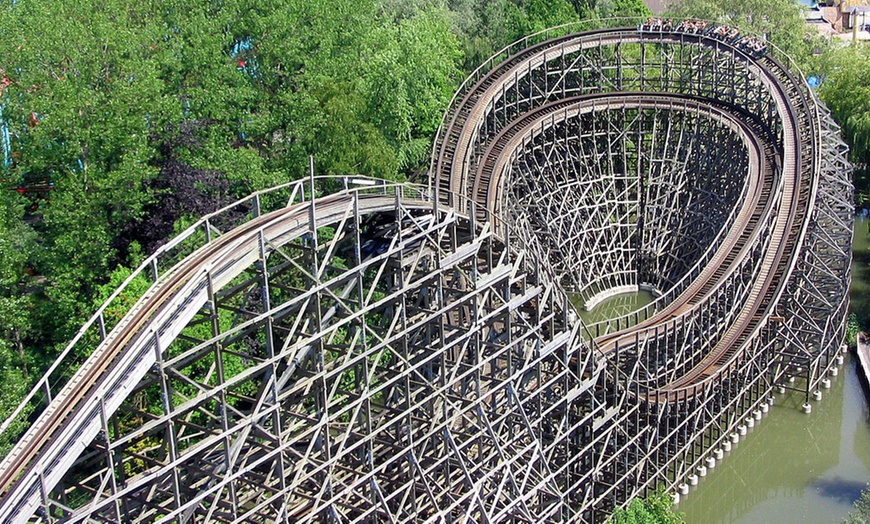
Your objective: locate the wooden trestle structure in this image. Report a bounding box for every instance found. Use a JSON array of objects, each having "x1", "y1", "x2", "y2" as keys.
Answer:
[{"x1": 0, "y1": 23, "x2": 854, "y2": 523}]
